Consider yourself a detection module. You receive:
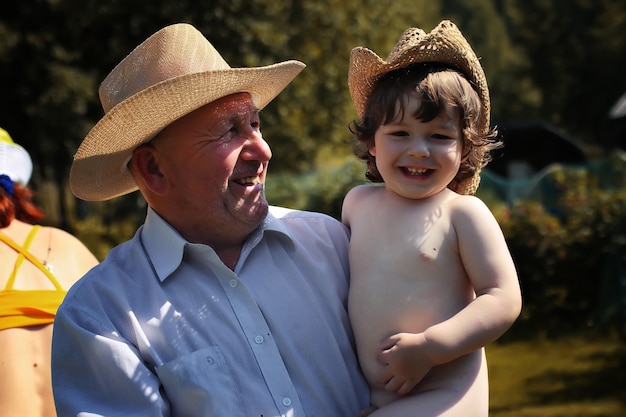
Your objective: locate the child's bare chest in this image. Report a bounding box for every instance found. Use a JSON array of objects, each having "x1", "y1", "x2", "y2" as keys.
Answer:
[
  {"x1": 348, "y1": 202, "x2": 470, "y2": 334},
  {"x1": 353, "y1": 198, "x2": 455, "y2": 257}
]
